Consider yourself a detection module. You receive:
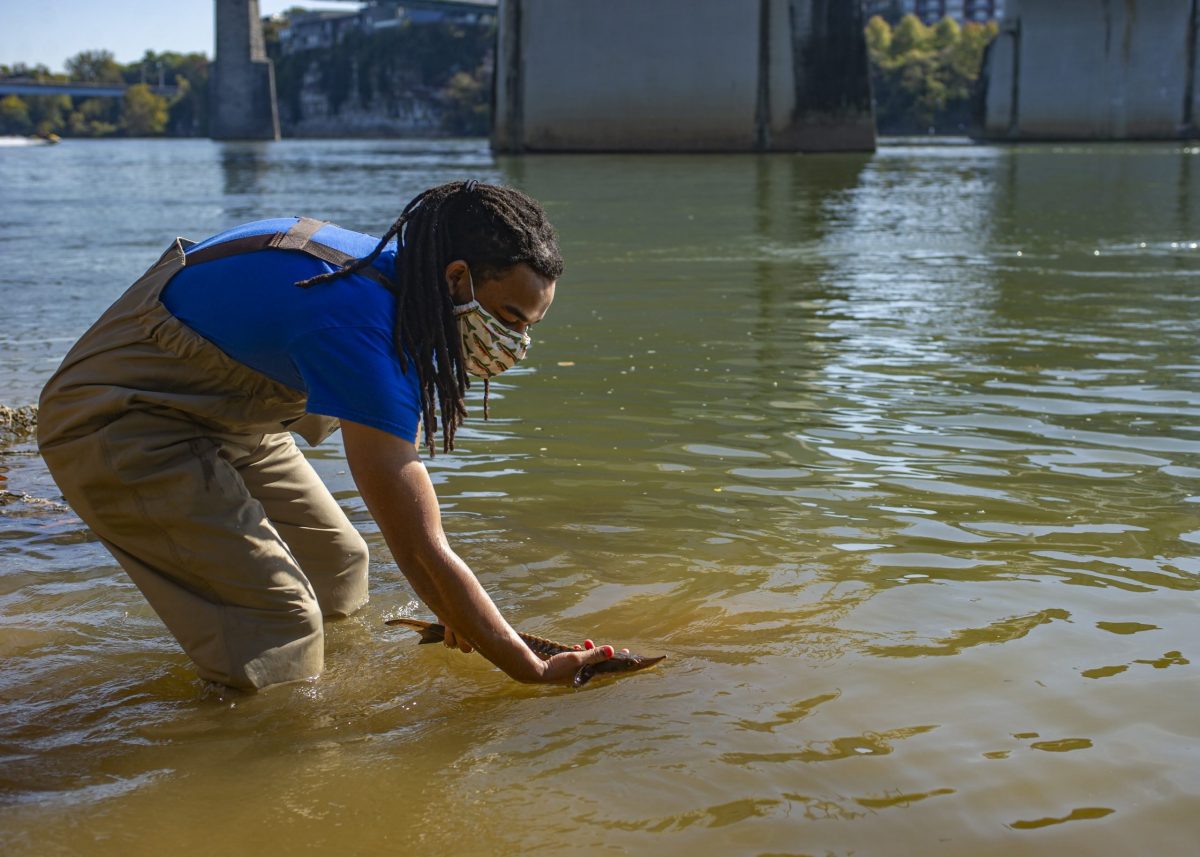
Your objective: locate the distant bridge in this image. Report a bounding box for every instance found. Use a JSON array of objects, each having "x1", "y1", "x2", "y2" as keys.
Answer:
[{"x1": 0, "y1": 80, "x2": 180, "y2": 99}]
